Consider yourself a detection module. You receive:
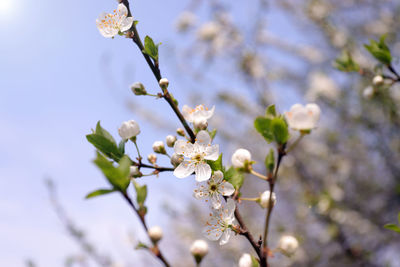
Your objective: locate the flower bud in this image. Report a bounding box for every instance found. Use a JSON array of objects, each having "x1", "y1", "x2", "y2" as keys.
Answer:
[
  {"x1": 190, "y1": 240, "x2": 209, "y2": 264},
  {"x1": 152, "y1": 141, "x2": 166, "y2": 154},
  {"x1": 278, "y1": 235, "x2": 299, "y2": 256},
  {"x1": 118, "y1": 120, "x2": 140, "y2": 140},
  {"x1": 193, "y1": 117, "x2": 208, "y2": 130},
  {"x1": 170, "y1": 153, "x2": 184, "y2": 167},
  {"x1": 130, "y1": 166, "x2": 142, "y2": 178},
  {"x1": 159, "y1": 78, "x2": 169, "y2": 88},
  {"x1": 231, "y1": 148, "x2": 252, "y2": 169},
  {"x1": 238, "y1": 253, "x2": 252, "y2": 267},
  {"x1": 130, "y1": 82, "x2": 147, "y2": 95},
  {"x1": 372, "y1": 75, "x2": 384, "y2": 86},
  {"x1": 147, "y1": 153, "x2": 157, "y2": 164},
  {"x1": 148, "y1": 226, "x2": 163, "y2": 244},
  {"x1": 259, "y1": 190, "x2": 277, "y2": 209},
  {"x1": 176, "y1": 128, "x2": 185, "y2": 136},
  {"x1": 363, "y1": 86, "x2": 374, "y2": 99},
  {"x1": 166, "y1": 135, "x2": 177, "y2": 147}
]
